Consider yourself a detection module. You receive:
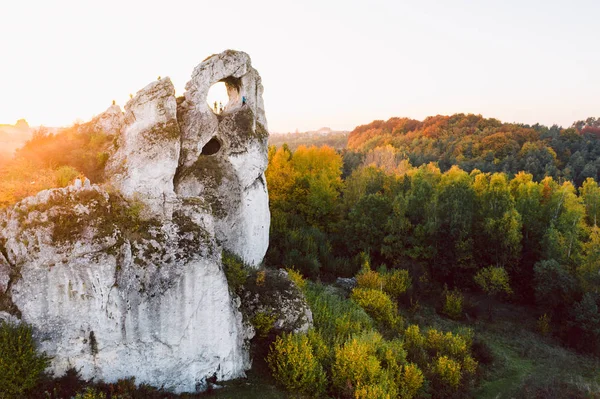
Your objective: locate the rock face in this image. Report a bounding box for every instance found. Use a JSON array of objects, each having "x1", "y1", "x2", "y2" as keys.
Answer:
[
  {"x1": 176, "y1": 50, "x2": 269, "y2": 266},
  {"x1": 0, "y1": 50, "x2": 277, "y2": 393}
]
